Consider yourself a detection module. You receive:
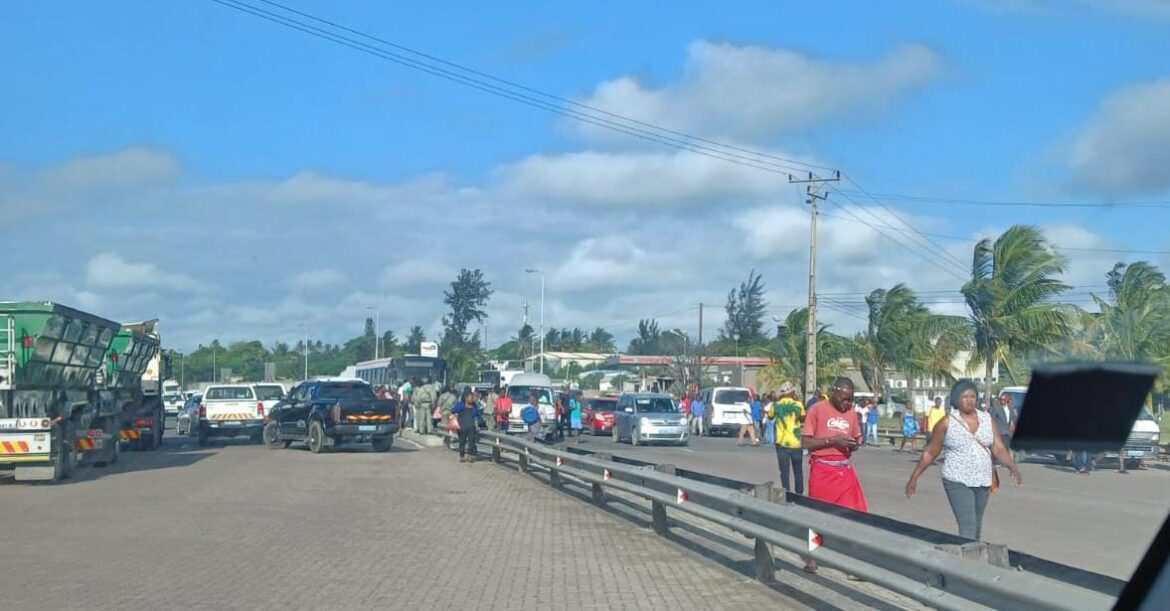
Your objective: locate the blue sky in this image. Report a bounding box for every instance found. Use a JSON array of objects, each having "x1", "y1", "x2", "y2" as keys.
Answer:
[{"x1": 2, "y1": 0, "x2": 1169, "y2": 352}]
